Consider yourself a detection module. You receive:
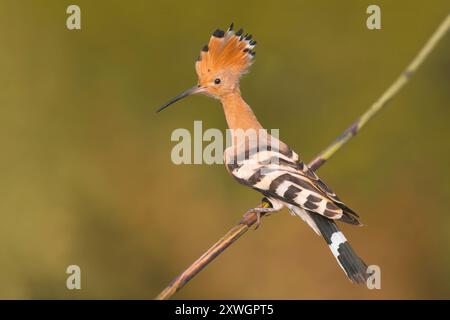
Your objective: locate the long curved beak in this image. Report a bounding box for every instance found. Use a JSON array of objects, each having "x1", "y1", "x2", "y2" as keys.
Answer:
[{"x1": 156, "y1": 86, "x2": 204, "y2": 113}]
